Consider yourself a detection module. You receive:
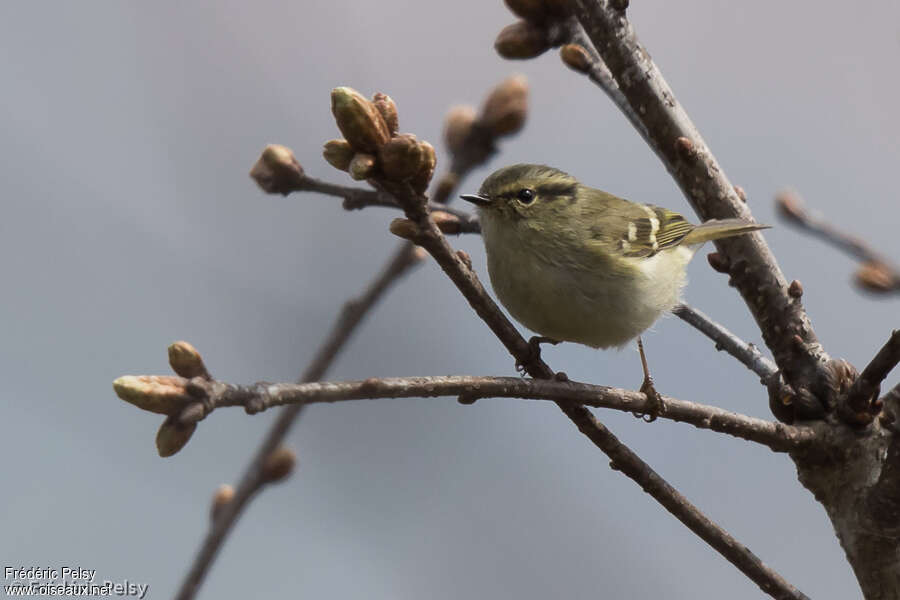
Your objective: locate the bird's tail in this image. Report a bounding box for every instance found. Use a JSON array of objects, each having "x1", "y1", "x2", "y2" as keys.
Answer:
[{"x1": 683, "y1": 218, "x2": 769, "y2": 245}]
